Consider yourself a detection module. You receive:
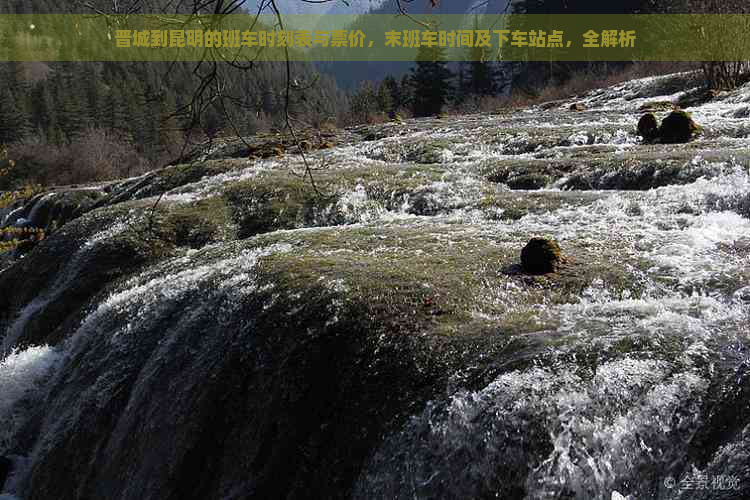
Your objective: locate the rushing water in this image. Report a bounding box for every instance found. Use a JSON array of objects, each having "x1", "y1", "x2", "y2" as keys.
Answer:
[{"x1": 2, "y1": 73, "x2": 750, "y2": 499}]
